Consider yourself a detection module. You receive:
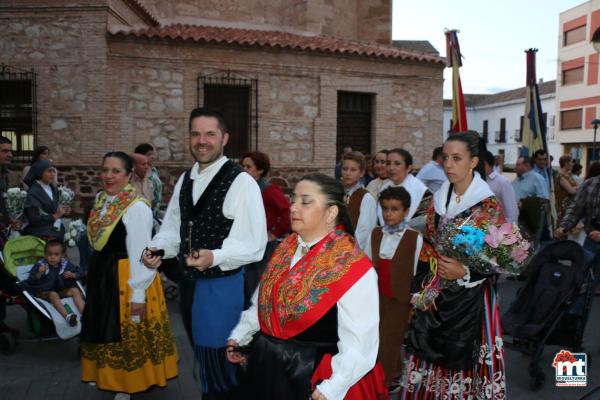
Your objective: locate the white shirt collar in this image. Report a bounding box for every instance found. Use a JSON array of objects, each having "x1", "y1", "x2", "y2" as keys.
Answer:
[
  {"x1": 345, "y1": 183, "x2": 363, "y2": 197},
  {"x1": 488, "y1": 170, "x2": 498, "y2": 180},
  {"x1": 36, "y1": 180, "x2": 51, "y2": 190},
  {"x1": 297, "y1": 232, "x2": 327, "y2": 249},
  {"x1": 190, "y1": 156, "x2": 228, "y2": 180},
  {"x1": 36, "y1": 180, "x2": 53, "y2": 199},
  {"x1": 434, "y1": 172, "x2": 494, "y2": 218}
]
